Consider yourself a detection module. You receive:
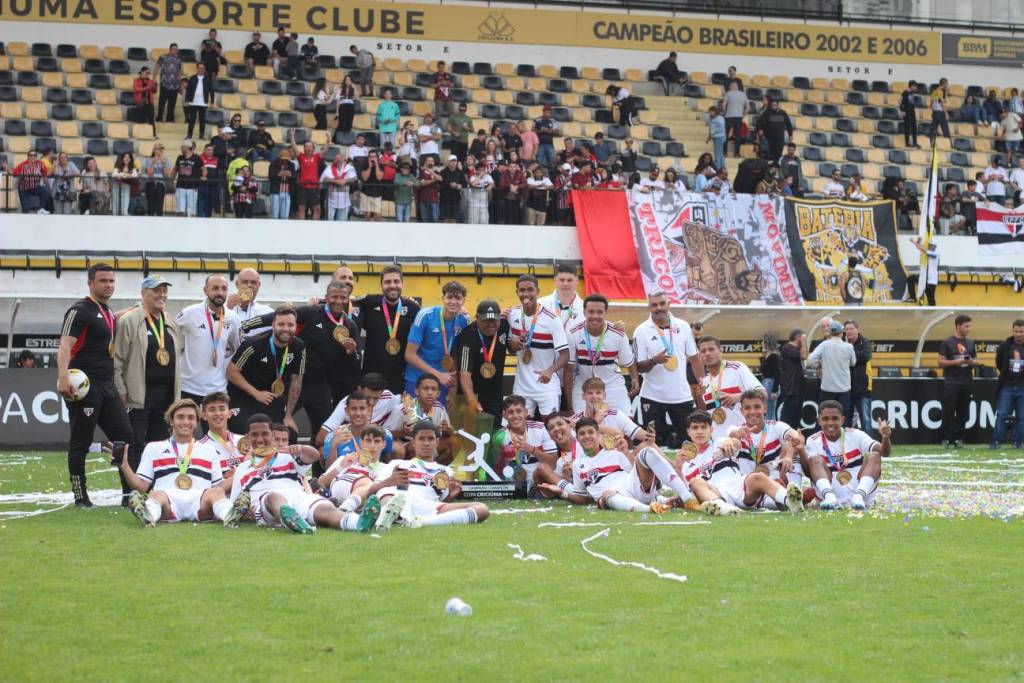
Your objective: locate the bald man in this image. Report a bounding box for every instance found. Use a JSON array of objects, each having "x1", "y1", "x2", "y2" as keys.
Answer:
[
  {"x1": 227, "y1": 268, "x2": 274, "y2": 338},
  {"x1": 307, "y1": 266, "x2": 358, "y2": 316},
  {"x1": 176, "y1": 274, "x2": 243, "y2": 410}
]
